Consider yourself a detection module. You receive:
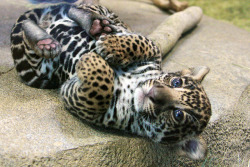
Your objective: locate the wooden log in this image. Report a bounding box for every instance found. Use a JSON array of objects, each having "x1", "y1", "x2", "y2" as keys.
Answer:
[{"x1": 148, "y1": 6, "x2": 203, "y2": 55}]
